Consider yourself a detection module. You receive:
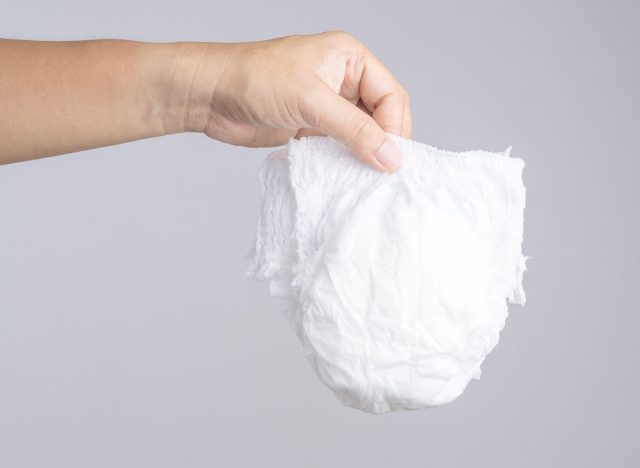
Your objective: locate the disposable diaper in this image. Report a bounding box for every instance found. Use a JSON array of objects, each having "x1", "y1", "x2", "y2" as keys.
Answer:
[{"x1": 247, "y1": 134, "x2": 527, "y2": 414}]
